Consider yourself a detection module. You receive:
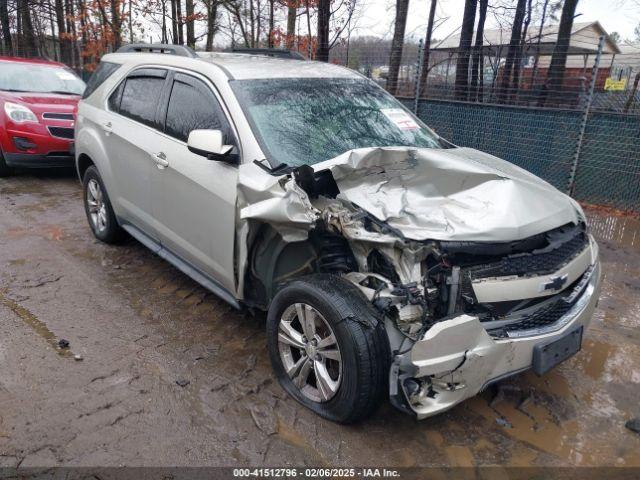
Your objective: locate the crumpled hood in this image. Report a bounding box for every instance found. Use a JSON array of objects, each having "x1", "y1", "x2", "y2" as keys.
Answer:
[
  {"x1": 239, "y1": 146, "x2": 580, "y2": 243},
  {"x1": 320, "y1": 147, "x2": 579, "y2": 242}
]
